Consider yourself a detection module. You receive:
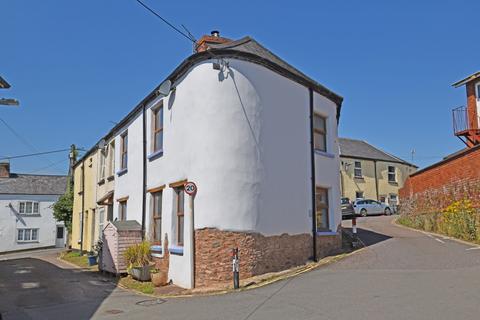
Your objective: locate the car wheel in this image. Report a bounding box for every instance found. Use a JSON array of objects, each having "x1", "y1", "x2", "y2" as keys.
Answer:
[
  {"x1": 384, "y1": 208, "x2": 391, "y2": 215},
  {"x1": 360, "y1": 209, "x2": 367, "y2": 217}
]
